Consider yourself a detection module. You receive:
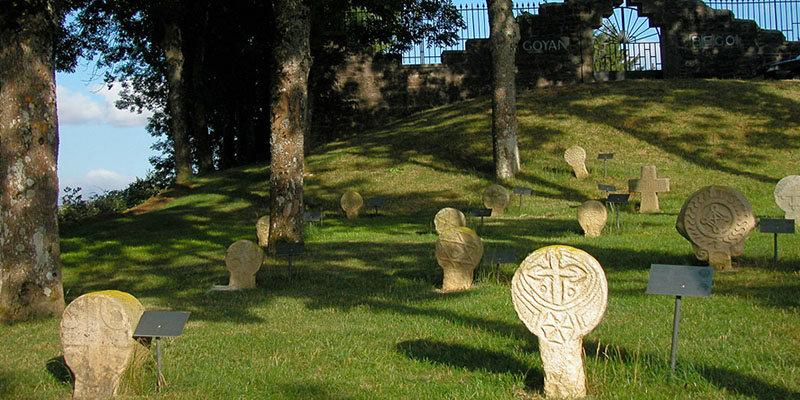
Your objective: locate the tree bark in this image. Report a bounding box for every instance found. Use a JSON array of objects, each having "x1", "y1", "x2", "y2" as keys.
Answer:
[
  {"x1": 188, "y1": 1, "x2": 214, "y2": 173},
  {"x1": 162, "y1": 8, "x2": 193, "y2": 183},
  {"x1": 0, "y1": 1, "x2": 66, "y2": 321},
  {"x1": 487, "y1": 0, "x2": 521, "y2": 181},
  {"x1": 268, "y1": 0, "x2": 311, "y2": 249}
]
